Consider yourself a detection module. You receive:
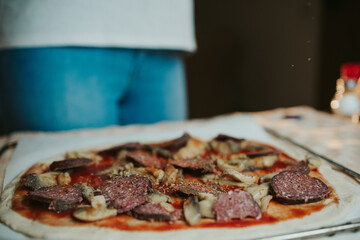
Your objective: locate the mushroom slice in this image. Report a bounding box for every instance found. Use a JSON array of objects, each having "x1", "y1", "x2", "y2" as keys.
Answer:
[
  {"x1": 57, "y1": 172, "x2": 71, "y2": 185},
  {"x1": 221, "y1": 168, "x2": 258, "y2": 184},
  {"x1": 73, "y1": 182, "x2": 95, "y2": 202},
  {"x1": 217, "y1": 158, "x2": 246, "y2": 172},
  {"x1": 73, "y1": 195, "x2": 117, "y2": 222},
  {"x1": 201, "y1": 174, "x2": 219, "y2": 184},
  {"x1": 90, "y1": 195, "x2": 107, "y2": 208},
  {"x1": 148, "y1": 191, "x2": 172, "y2": 204},
  {"x1": 216, "y1": 158, "x2": 226, "y2": 170},
  {"x1": 65, "y1": 151, "x2": 96, "y2": 160},
  {"x1": 146, "y1": 167, "x2": 165, "y2": 182},
  {"x1": 244, "y1": 183, "x2": 270, "y2": 205},
  {"x1": 73, "y1": 205, "x2": 117, "y2": 222},
  {"x1": 38, "y1": 172, "x2": 59, "y2": 186},
  {"x1": 183, "y1": 196, "x2": 201, "y2": 225},
  {"x1": 259, "y1": 172, "x2": 279, "y2": 183},
  {"x1": 209, "y1": 137, "x2": 243, "y2": 155},
  {"x1": 306, "y1": 154, "x2": 321, "y2": 170},
  {"x1": 162, "y1": 164, "x2": 179, "y2": 185},
  {"x1": 199, "y1": 199, "x2": 216, "y2": 218},
  {"x1": 174, "y1": 138, "x2": 207, "y2": 159},
  {"x1": 116, "y1": 149, "x2": 130, "y2": 161},
  {"x1": 219, "y1": 179, "x2": 250, "y2": 188},
  {"x1": 252, "y1": 155, "x2": 278, "y2": 168},
  {"x1": 260, "y1": 195, "x2": 273, "y2": 212},
  {"x1": 228, "y1": 154, "x2": 249, "y2": 163},
  {"x1": 198, "y1": 193, "x2": 217, "y2": 219},
  {"x1": 197, "y1": 192, "x2": 217, "y2": 201},
  {"x1": 160, "y1": 202, "x2": 175, "y2": 213}
]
